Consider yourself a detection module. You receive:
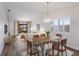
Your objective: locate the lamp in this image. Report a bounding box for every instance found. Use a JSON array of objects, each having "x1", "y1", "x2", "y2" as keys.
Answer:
[{"x1": 44, "y1": 2, "x2": 51, "y2": 22}]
